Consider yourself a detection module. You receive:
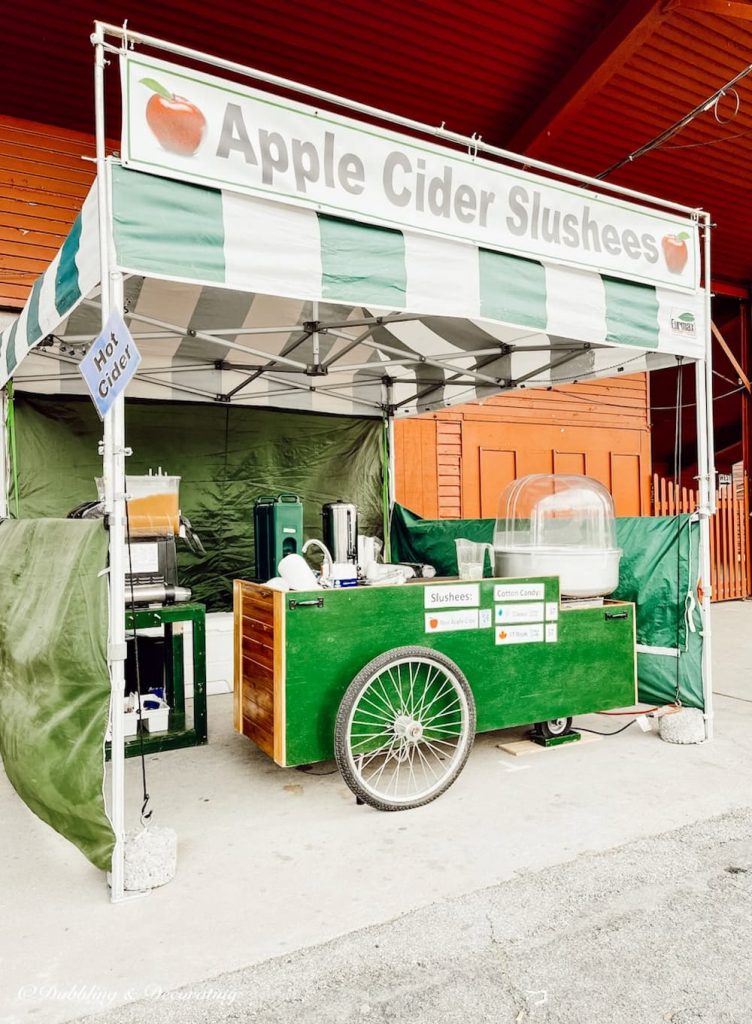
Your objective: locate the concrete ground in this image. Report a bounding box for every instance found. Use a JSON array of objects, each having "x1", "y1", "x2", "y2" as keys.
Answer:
[
  {"x1": 1, "y1": 602, "x2": 751, "y2": 1023},
  {"x1": 78, "y1": 807, "x2": 752, "y2": 1024}
]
